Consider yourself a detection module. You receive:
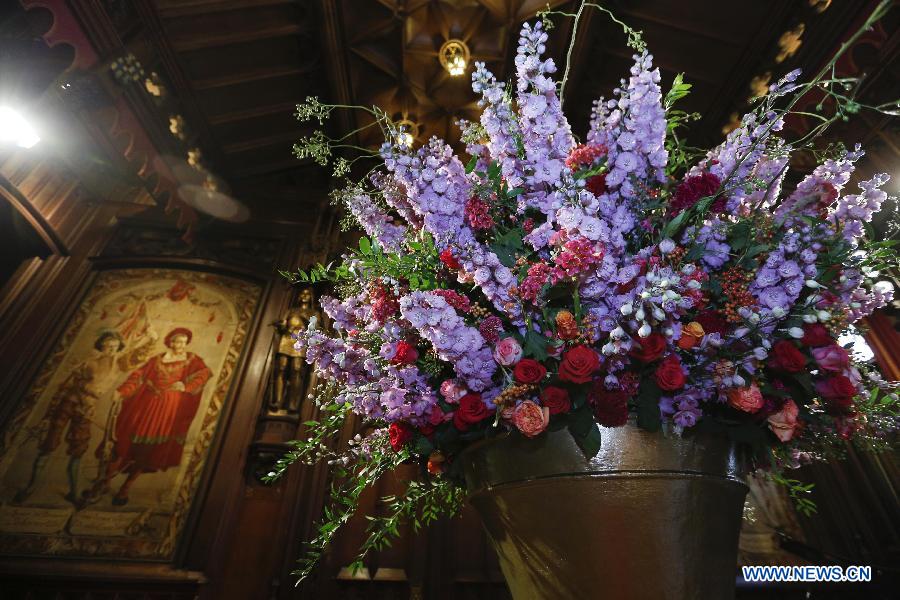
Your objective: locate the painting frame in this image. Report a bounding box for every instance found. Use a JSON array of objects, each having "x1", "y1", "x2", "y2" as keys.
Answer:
[{"x1": 0, "y1": 265, "x2": 264, "y2": 561}]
